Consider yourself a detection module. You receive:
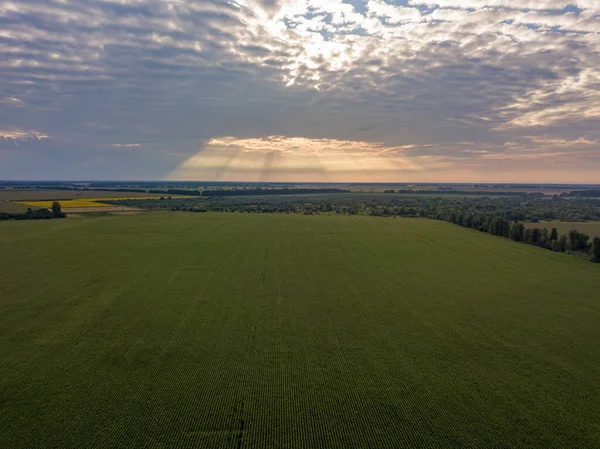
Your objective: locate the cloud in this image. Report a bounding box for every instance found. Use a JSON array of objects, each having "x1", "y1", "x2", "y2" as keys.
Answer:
[
  {"x1": 112, "y1": 143, "x2": 141, "y2": 147},
  {"x1": 408, "y1": 0, "x2": 593, "y2": 10},
  {"x1": 520, "y1": 136, "x2": 598, "y2": 147},
  {"x1": 1, "y1": 0, "x2": 599, "y2": 181},
  {"x1": 496, "y1": 70, "x2": 600, "y2": 128},
  {"x1": 205, "y1": 136, "x2": 413, "y2": 155},
  {"x1": 0, "y1": 97, "x2": 25, "y2": 107},
  {"x1": 0, "y1": 129, "x2": 49, "y2": 141}
]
